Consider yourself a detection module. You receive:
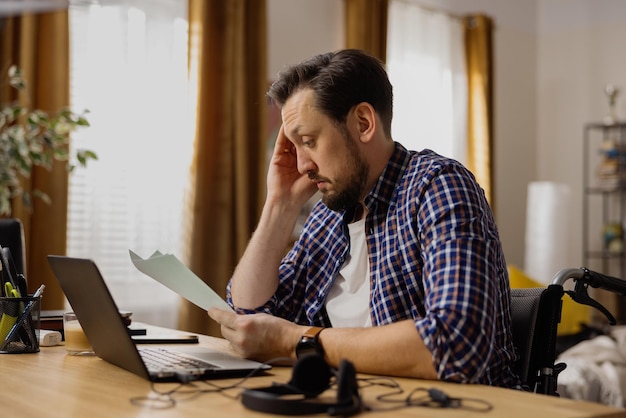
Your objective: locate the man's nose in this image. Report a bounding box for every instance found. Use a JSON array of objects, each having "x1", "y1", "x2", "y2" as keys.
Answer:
[{"x1": 297, "y1": 151, "x2": 316, "y2": 175}]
